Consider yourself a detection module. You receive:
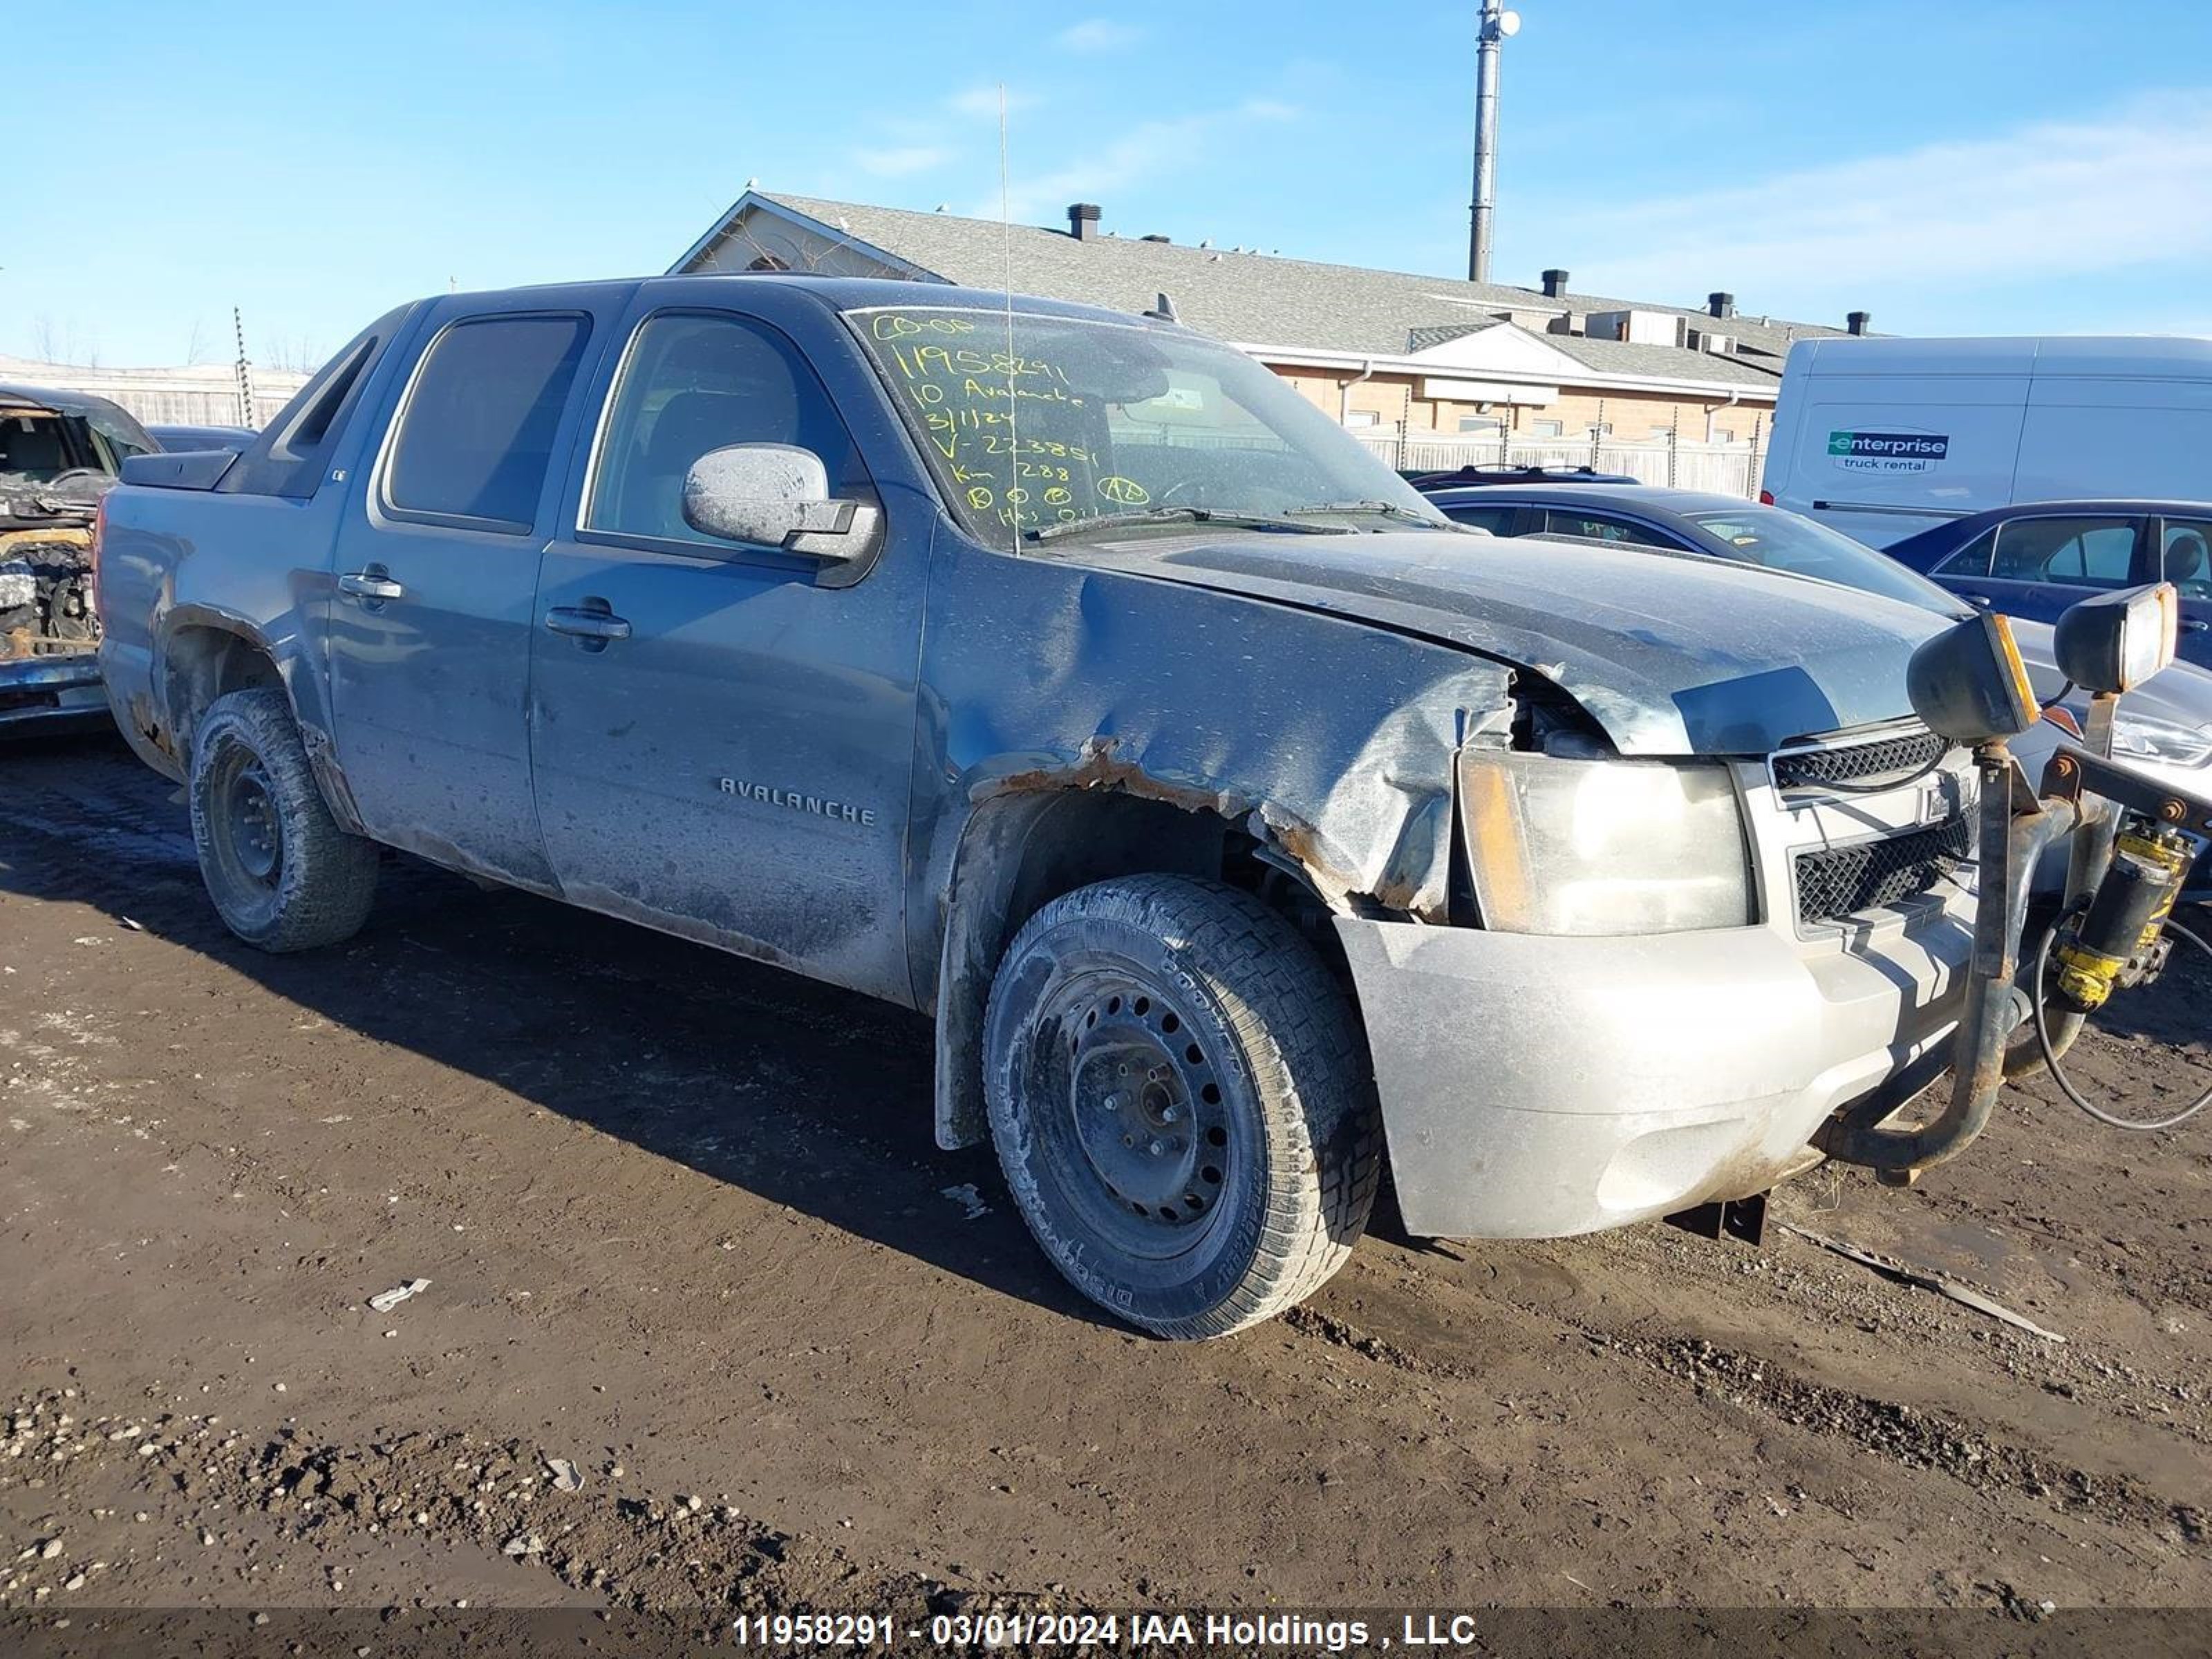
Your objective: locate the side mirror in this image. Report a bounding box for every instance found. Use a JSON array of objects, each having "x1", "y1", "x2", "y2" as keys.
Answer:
[
  {"x1": 680, "y1": 443, "x2": 879, "y2": 561},
  {"x1": 2052, "y1": 583, "x2": 2180, "y2": 695},
  {"x1": 1906, "y1": 611, "x2": 2039, "y2": 744}
]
